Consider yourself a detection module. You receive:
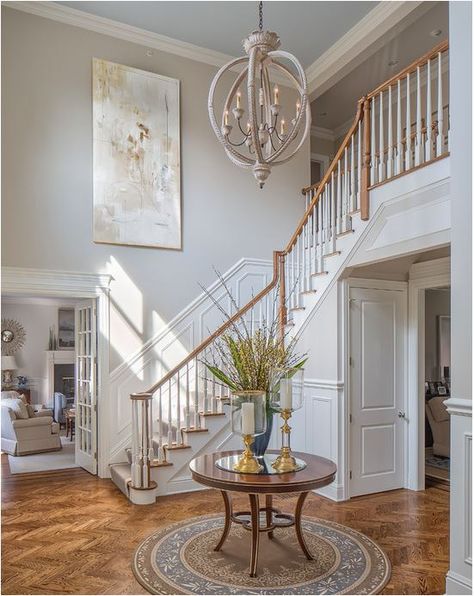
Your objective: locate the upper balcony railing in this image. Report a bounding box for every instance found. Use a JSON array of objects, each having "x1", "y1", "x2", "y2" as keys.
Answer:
[{"x1": 129, "y1": 41, "x2": 450, "y2": 489}]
